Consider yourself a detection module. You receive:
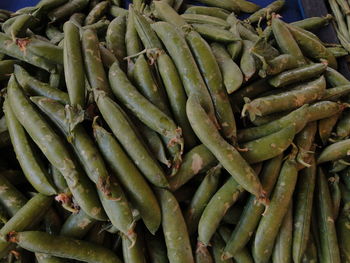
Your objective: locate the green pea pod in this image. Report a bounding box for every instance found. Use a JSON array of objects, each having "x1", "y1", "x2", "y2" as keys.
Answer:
[
  {"x1": 242, "y1": 76, "x2": 326, "y2": 120},
  {"x1": 234, "y1": 0, "x2": 260, "y2": 13},
  {"x1": 195, "y1": 0, "x2": 239, "y2": 12},
  {"x1": 318, "y1": 139, "x2": 350, "y2": 164},
  {"x1": 184, "y1": 6, "x2": 230, "y2": 20},
  {"x1": 186, "y1": 30, "x2": 236, "y2": 141},
  {"x1": 0, "y1": 60, "x2": 18, "y2": 81},
  {"x1": 4, "y1": 14, "x2": 33, "y2": 39},
  {"x1": 169, "y1": 144, "x2": 217, "y2": 191},
  {"x1": 195, "y1": 242, "x2": 213, "y2": 263},
  {"x1": 156, "y1": 189, "x2": 194, "y2": 263},
  {"x1": 253, "y1": 153, "x2": 298, "y2": 263},
  {"x1": 337, "y1": 191, "x2": 350, "y2": 262},
  {"x1": 122, "y1": 229, "x2": 146, "y2": 263},
  {"x1": 7, "y1": 76, "x2": 105, "y2": 221},
  {"x1": 295, "y1": 122, "x2": 317, "y2": 169},
  {"x1": 223, "y1": 154, "x2": 283, "y2": 258},
  {"x1": 106, "y1": 14, "x2": 127, "y2": 65},
  {"x1": 192, "y1": 23, "x2": 239, "y2": 43},
  {"x1": 126, "y1": 6, "x2": 142, "y2": 57},
  {"x1": 60, "y1": 210, "x2": 95, "y2": 239},
  {"x1": 328, "y1": 46, "x2": 348, "y2": 58},
  {"x1": 153, "y1": 1, "x2": 188, "y2": 26},
  {"x1": 26, "y1": 38, "x2": 63, "y2": 66},
  {"x1": 292, "y1": 14, "x2": 332, "y2": 31},
  {"x1": 323, "y1": 85, "x2": 350, "y2": 101},
  {"x1": 241, "y1": 126, "x2": 295, "y2": 164},
  {"x1": 268, "y1": 63, "x2": 327, "y2": 88},
  {"x1": 240, "y1": 40, "x2": 256, "y2": 81},
  {"x1": 265, "y1": 54, "x2": 299, "y2": 76},
  {"x1": 237, "y1": 23, "x2": 259, "y2": 42},
  {"x1": 9, "y1": 231, "x2": 123, "y2": 263},
  {"x1": 227, "y1": 41, "x2": 243, "y2": 61},
  {"x1": 84, "y1": 1, "x2": 109, "y2": 25},
  {"x1": 222, "y1": 205, "x2": 242, "y2": 225},
  {"x1": 48, "y1": 0, "x2": 89, "y2": 22},
  {"x1": 187, "y1": 95, "x2": 265, "y2": 200},
  {"x1": 35, "y1": 253, "x2": 66, "y2": 263},
  {"x1": 336, "y1": 110, "x2": 350, "y2": 138},
  {"x1": 184, "y1": 165, "x2": 221, "y2": 235},
  {"x1": 329, "y1": 175, "x2": 341, "y2": 220},
  {"x1": 307, "y1": 101, "x2": 345, "y2": 122},
  {"x1": 213, "y1": 233, "x2": 233, "y2": 263},
  {"x1": 301, "y1": 232, "x2": 319, "y2": 263},
  {"x1": 181, "y1": 14, "x2": 229, "y2": 28},
  {"x1": 145, "y1": 231, "x2": 169, "y2": 263},
  {"x1": 211, "y1": 42, "x2": 243, "y2": 94},
  {"x1": 46, "y1": 25, "x2": 63, "y2": 45},
  {"x1": 247, "y1": 0, "x2": 285, "y2": 24},
  {"x1": 316, "y1": 168, "x2": 341, "y2": 263},
  {"x1": 35, "y1": 0, "x2": 68, "y2": 13},
  {"x1": 325, "y1": 67, "x2": 350, "y2": 87},
  {"x1": 99, "y1": 44, "x2": 117, "y2": 69},
  {"x1": 319, "y1": 112, "x2": 341, "y2": 145},
  {"x1": 63, "y1": 21, "x2": 85, "y2": 107},
  {"x1": 4, "y1": 99, "x2": 56, "y2": 196}
]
